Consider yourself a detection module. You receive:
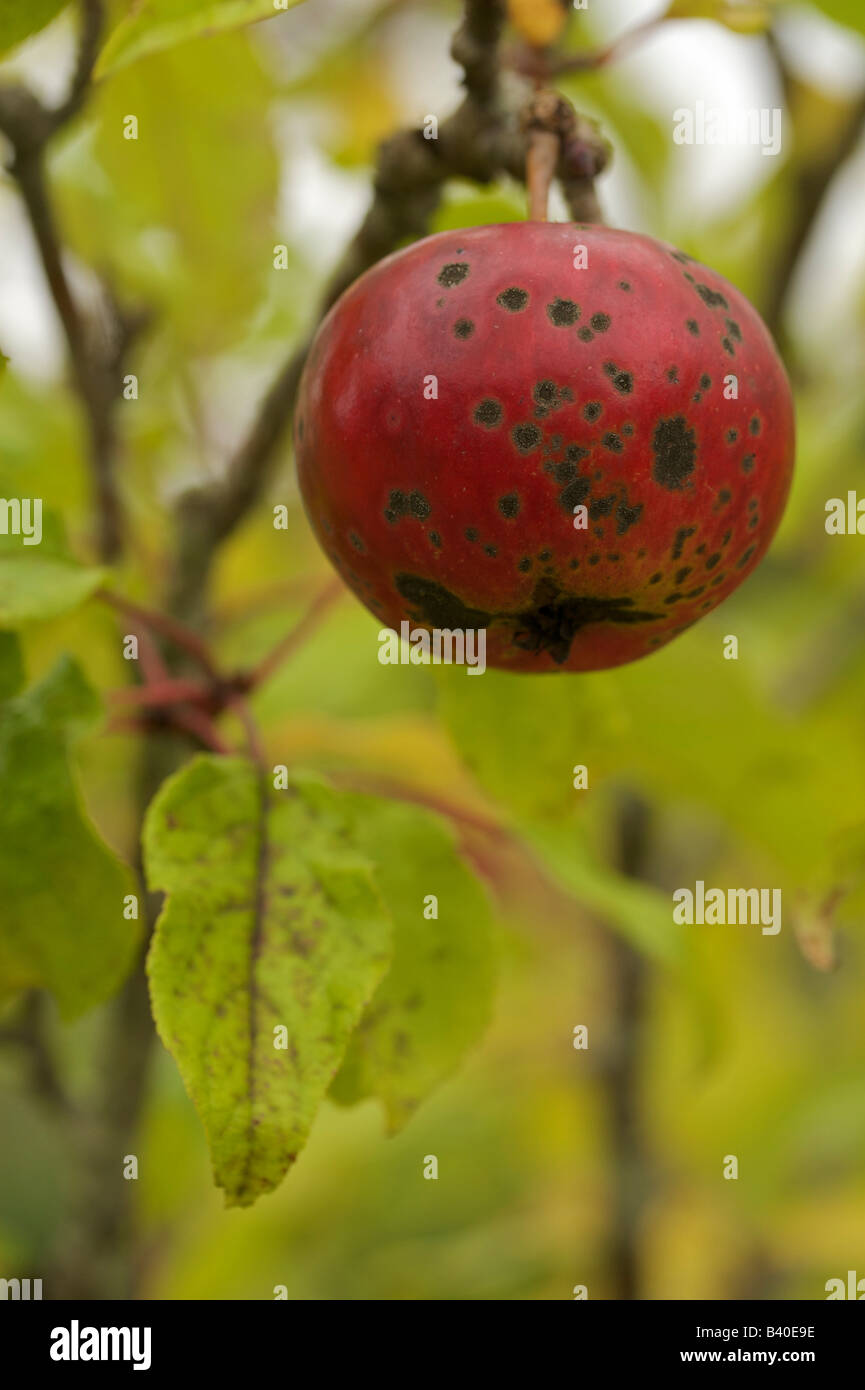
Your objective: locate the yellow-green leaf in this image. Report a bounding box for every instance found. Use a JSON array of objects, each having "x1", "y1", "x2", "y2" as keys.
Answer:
[
  {"x1": 144, "y1": 758, "x2": 392, "y2": 1207},
  {"x1": 0, "y1": 0, "x2": 67, "y2": 58},
  {"x1": 97, "y1": 0, "x2": 308, "y2": 77},
  {"x1": 0, "y1": 509, "x2": 104, "y2": 625},
  {"x1": 0, "y1": 655, "x2": 138, "y2": 1018},
  {"x1": 330, "y1": 797, "x2": 495, "y2": 1133}
]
